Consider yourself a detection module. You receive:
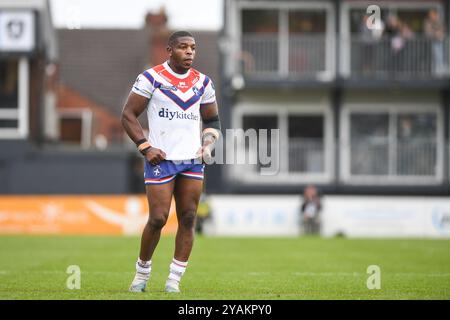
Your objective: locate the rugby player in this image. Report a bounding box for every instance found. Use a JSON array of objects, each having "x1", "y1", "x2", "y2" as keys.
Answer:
[{"x1": 121, "y1": 31, "x2": 221, "y2": 293}]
